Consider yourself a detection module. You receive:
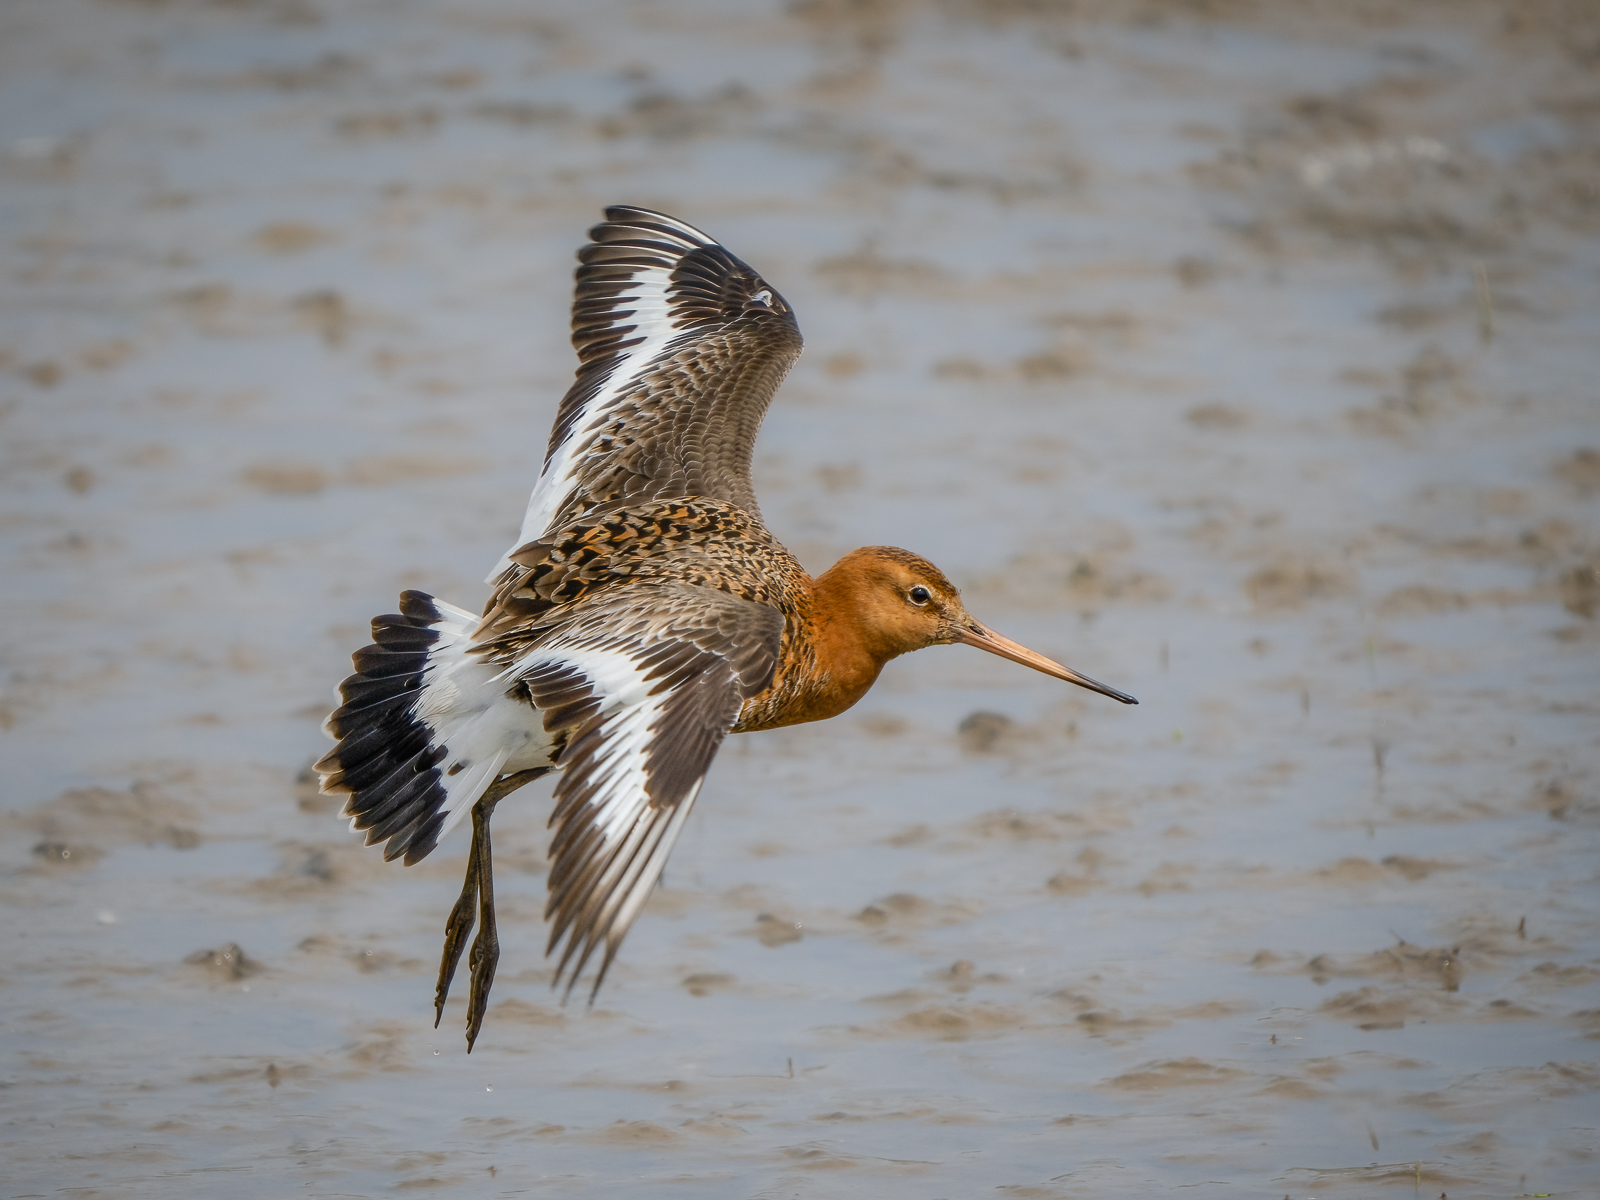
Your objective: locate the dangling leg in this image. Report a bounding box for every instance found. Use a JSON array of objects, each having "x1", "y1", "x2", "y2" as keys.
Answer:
[
  {"x1": 432, "y1": 768, "x2": 550, "y2": 1045},
  {"x1": 464, "y1": 792, "x2": 501, "y2": 1053}
]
